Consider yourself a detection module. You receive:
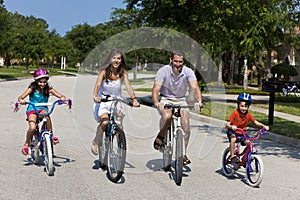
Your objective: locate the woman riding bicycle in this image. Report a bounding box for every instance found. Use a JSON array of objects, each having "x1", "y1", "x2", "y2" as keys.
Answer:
[
  {"x1": 18, "y1": 68, "x2": 67, "y2": 156},
  {"x1": 225, "y1": 93, "x2": 269, "y2": 163},
  {"x1": 92, "y1": 49, "x2": 140, "y2": 155}
]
